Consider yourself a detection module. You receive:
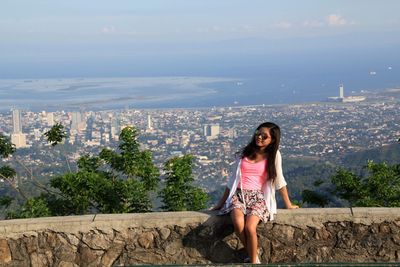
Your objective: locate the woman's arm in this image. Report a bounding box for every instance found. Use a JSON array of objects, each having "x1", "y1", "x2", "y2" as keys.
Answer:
[
  {"x1": 279, "y1": 186, "x2": 299, "y2": 209},
  {"x1": 211, "y1": 187, "x2": 230, "y2": 210}
]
